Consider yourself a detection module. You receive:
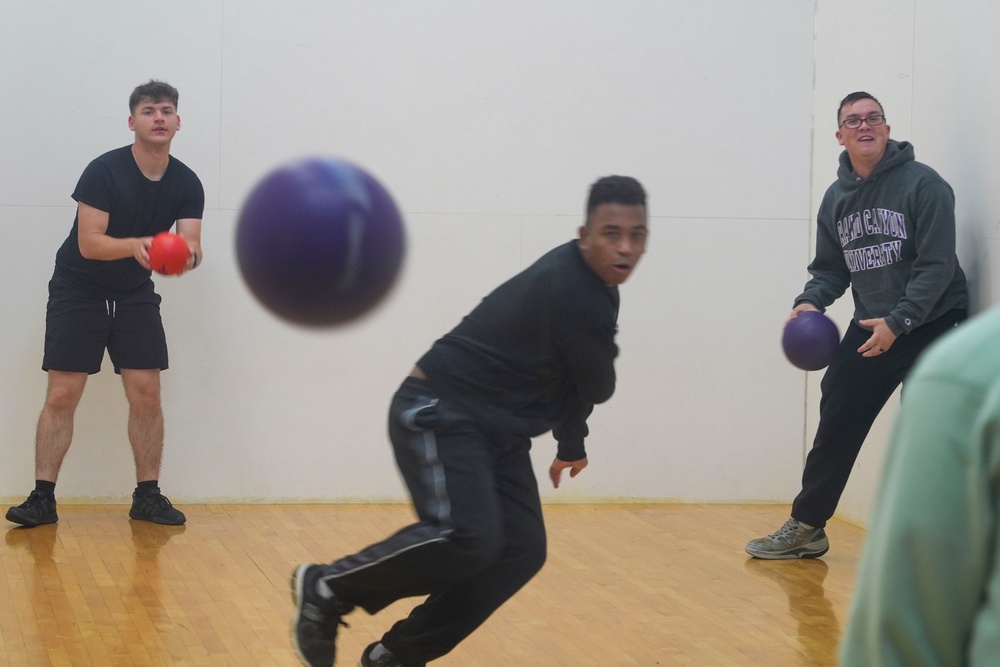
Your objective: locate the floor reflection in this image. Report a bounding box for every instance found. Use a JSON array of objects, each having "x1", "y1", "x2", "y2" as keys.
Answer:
[
  {"x1": 129, "y1": 519, "x2": 186, "y2": 603},
  {"x1": 744, "y1": 557, "x2": 838, "y2": 657},
  {"x1": 4, "y1": 522, "x2": 58, "y2": 564},
  {"x1": 129, "y1": 518, "x2": 186, "y2": 561}
]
